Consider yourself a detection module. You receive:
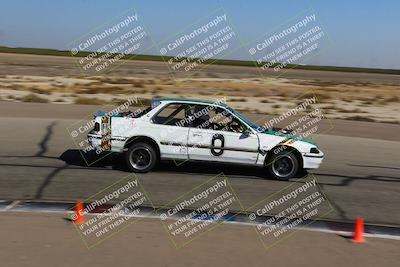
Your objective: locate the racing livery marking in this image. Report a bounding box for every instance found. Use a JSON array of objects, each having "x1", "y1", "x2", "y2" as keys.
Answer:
[{"x1": 211, "y1": 134, "x2": 224, "y2": 156}]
